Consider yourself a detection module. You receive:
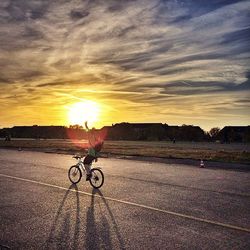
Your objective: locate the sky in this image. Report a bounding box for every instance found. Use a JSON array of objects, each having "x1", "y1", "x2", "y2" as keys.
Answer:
[{"x1": 0, "y1": 0, "x2": 249, "y2": 131}]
